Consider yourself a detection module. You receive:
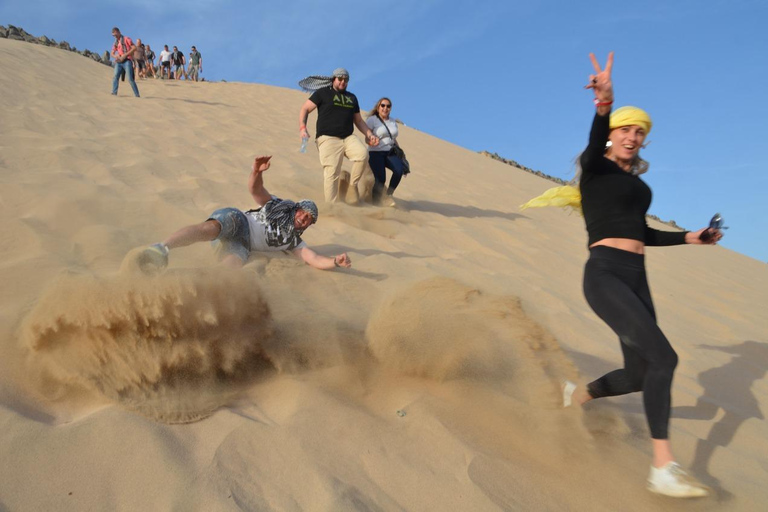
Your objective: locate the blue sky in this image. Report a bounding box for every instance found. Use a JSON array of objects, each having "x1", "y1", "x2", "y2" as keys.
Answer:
[{"x1": 3, "y1": 0, "x2": 767, "y2": 262}]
